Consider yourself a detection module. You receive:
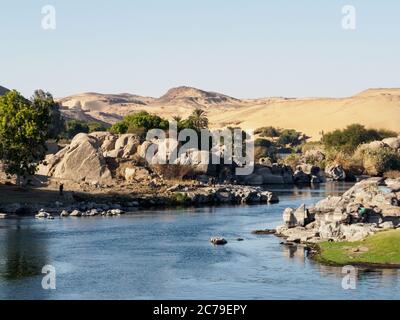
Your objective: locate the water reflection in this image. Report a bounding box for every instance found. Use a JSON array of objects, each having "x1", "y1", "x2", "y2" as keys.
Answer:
[
  {"x1": 0, "y1": 220, "x2": 49, "y2": 280},
  {"x1": 282, "y1": 244, "x2": 400, "y2": 293}
]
